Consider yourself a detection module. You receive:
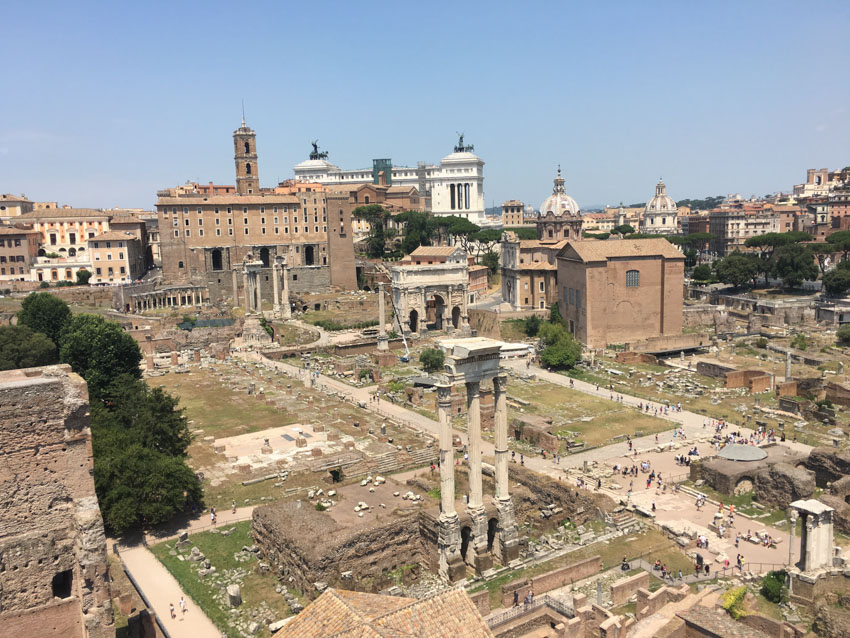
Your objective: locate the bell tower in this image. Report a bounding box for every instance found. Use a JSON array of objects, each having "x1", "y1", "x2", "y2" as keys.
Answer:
[{"x1": 234, "y1": 118, "x2": 259, "y2": 195}]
